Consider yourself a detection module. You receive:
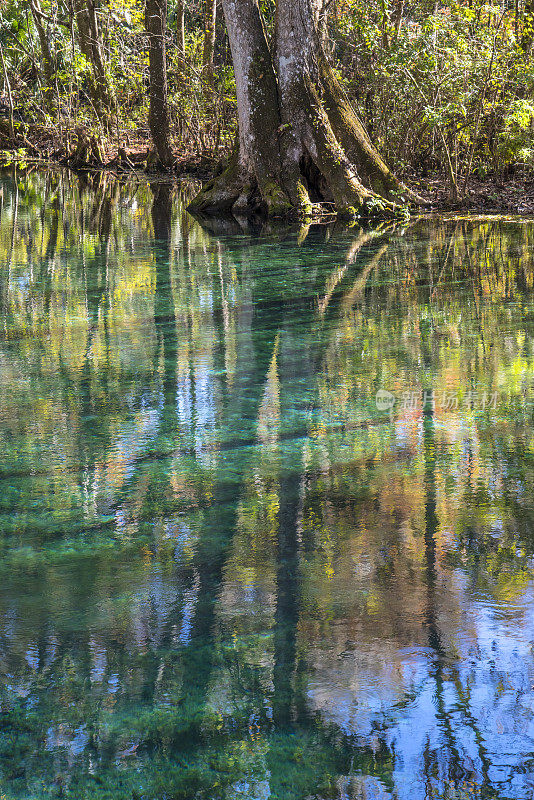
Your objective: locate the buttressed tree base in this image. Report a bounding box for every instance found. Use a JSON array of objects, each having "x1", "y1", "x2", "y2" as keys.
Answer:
[{"x1": 189, "y1": 0, "x2": 422, "y2": 218}]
